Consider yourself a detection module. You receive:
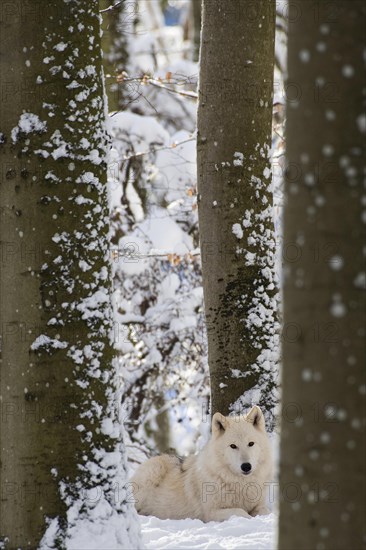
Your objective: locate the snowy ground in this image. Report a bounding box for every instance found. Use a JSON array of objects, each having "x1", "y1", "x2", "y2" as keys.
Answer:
[{"x1": 140, "y1": 513, "x2": 276, "y2": 550}]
